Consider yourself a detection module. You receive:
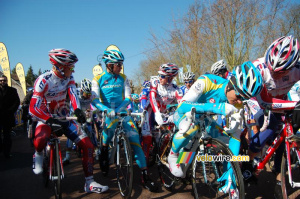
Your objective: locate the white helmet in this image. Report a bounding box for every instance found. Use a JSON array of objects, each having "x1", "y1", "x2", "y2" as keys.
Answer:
[
  {"x1": 183, "y1": 72, "x2": 195, "y2": 81},
  {"x1": 211, "y1": 60, "x2": 227, "y2": 75},
  {"x1": 81, "y1": 78, "x2": 91, "y2": 93}
]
